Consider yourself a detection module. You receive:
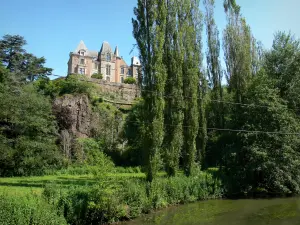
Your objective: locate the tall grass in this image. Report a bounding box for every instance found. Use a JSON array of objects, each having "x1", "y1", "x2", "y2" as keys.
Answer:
[
  {"x1": 43, "y1": 170, "x2": 222, "y2": 225},
  {"x1": 0, "y1": 193, "x2": 67, "y2": 225}
]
